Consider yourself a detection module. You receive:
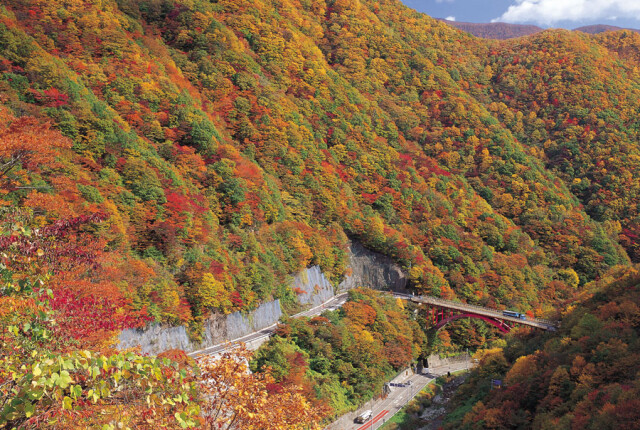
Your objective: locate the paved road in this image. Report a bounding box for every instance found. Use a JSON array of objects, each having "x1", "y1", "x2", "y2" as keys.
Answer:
[
  {"x1": 187, "y1": 293, "x2": 349, "y2": 357},
  {"x1": 295, "y1": 293, "x2": 349, "y2": 318},
  {"x1": 324, "y1": 360, "x2": 472, "y2": 430},
  {"x1": 187, "y1": 290, "x2": 556, "y2": 358}
]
